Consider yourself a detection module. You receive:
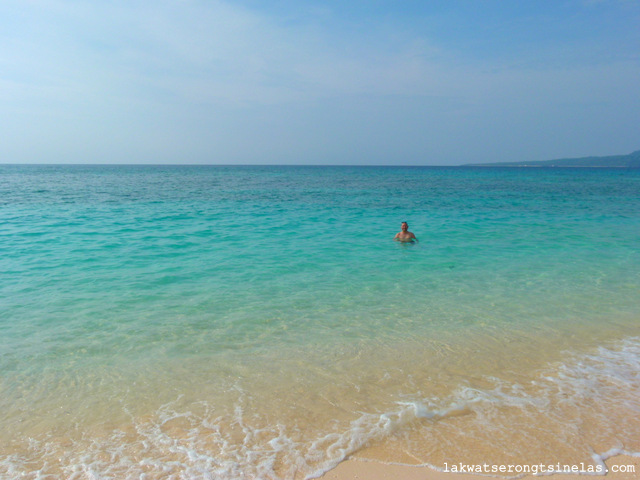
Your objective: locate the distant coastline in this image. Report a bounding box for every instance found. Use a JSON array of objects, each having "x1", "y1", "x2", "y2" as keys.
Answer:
[{"x1": 465, "y1": 150, "x2": 640, "y2": 168}]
